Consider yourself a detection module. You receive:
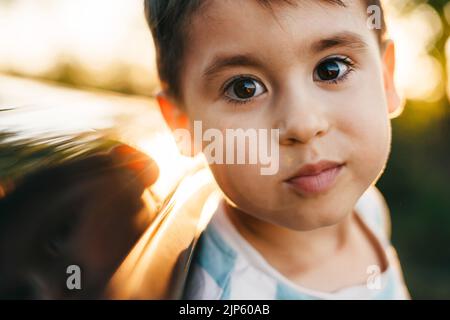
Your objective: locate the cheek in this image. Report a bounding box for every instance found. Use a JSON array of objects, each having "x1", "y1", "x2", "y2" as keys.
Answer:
[
  {"x1": 338, "y1": 94, "x2": 391, "y2": 181},
  {"x1": 208, "y1": 161, "x2": 280, "y2": 212},
  {"x1": 189, "y1": 105, "x2": 281, "y2": 212}
]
